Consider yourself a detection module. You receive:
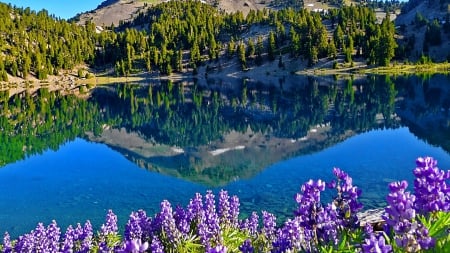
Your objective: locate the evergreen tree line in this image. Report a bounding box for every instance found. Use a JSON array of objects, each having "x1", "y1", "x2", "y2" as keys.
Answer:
[
  {"x1": 0, "y1": 4, "x2": 97, "y2": 81},
  {"x1": 107, "y1": 1, "x2": 398, "y2": 75},
  {"x1": 0, "y1": 1, "x2": 405, "y2": 80}
]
